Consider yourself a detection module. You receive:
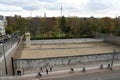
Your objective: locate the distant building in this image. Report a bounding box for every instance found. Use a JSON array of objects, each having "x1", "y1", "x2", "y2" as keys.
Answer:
[{"x1": 0, "y1": 15, "x2": 7, "y2": 36}]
